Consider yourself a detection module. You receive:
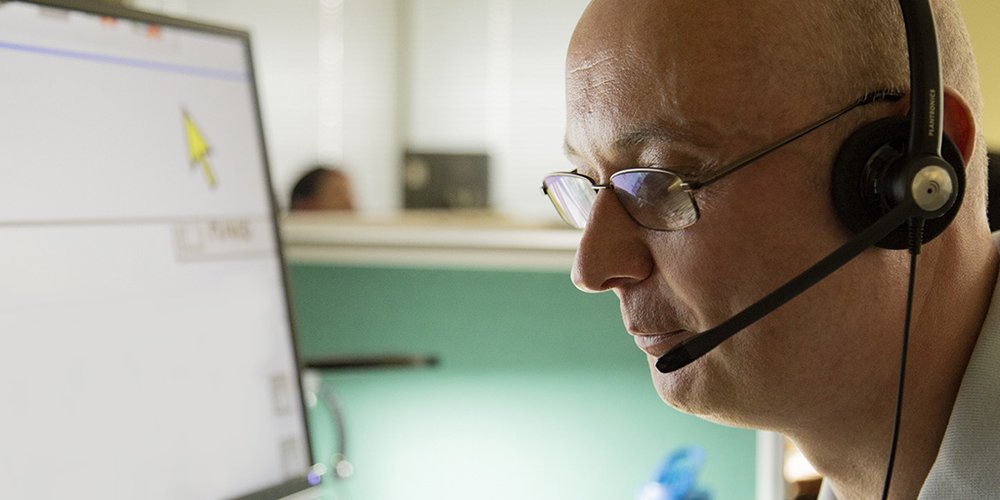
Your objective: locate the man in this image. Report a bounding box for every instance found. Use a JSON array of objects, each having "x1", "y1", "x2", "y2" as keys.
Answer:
[{"x1": 547, "y1": 1, "x2": 999, "y2": 498}]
